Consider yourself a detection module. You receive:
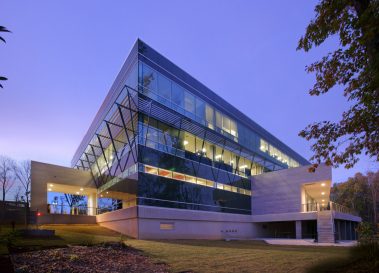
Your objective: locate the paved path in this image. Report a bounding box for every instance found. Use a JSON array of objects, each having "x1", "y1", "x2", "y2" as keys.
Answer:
[{"x1": 263, "y1": 238, "x2": 357, "y2": 247}]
